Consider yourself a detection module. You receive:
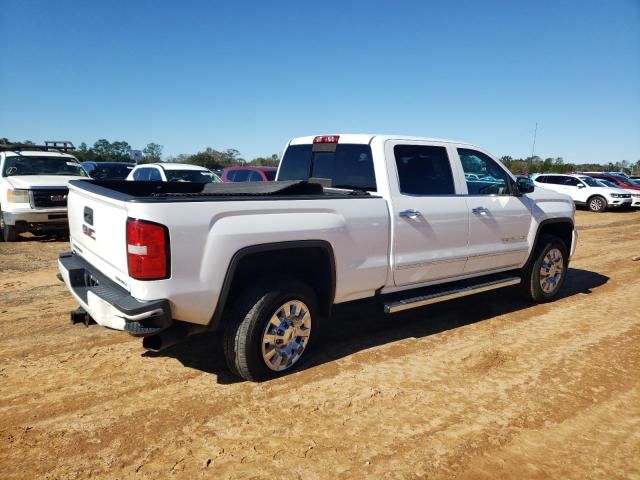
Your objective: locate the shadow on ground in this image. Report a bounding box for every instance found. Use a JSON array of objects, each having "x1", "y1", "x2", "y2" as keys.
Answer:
[
  {"x1": 9, "y1": 231, "x2": 69, "y2": 242},
  {"x1": 147, "y1": 267, "x2": 609, "y2": 384}
]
